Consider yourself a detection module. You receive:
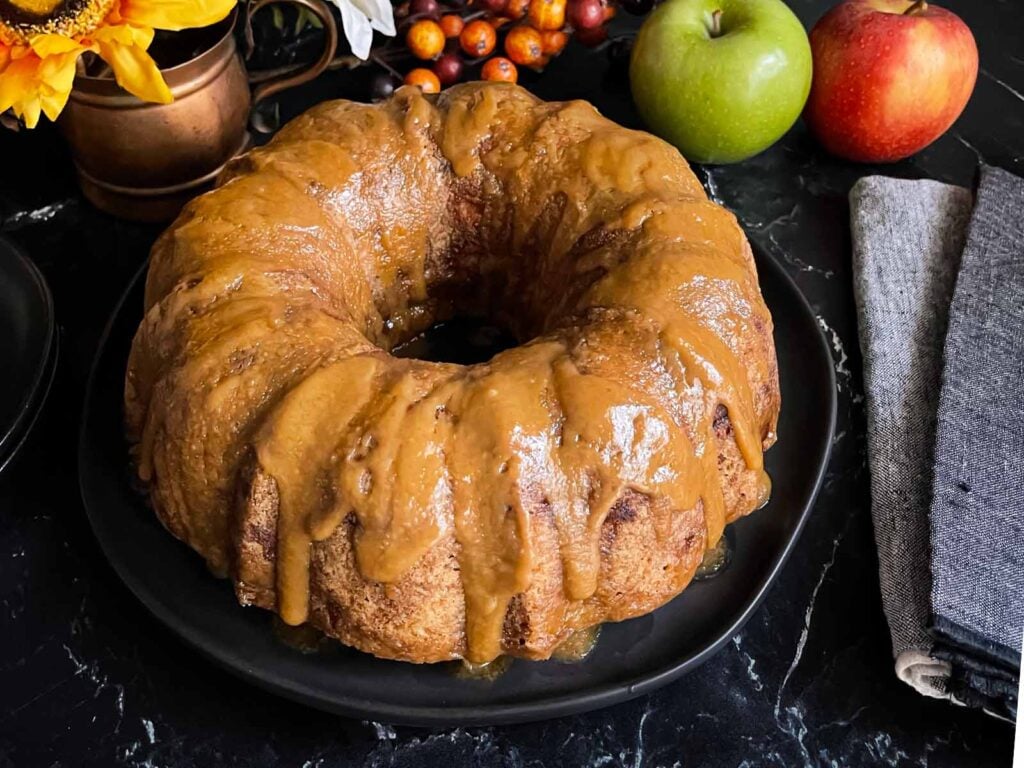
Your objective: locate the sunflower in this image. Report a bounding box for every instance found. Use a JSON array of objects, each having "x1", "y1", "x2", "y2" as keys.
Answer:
[{"x1": 0, "y1": 0, "x2": 237, "y2": 128}]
